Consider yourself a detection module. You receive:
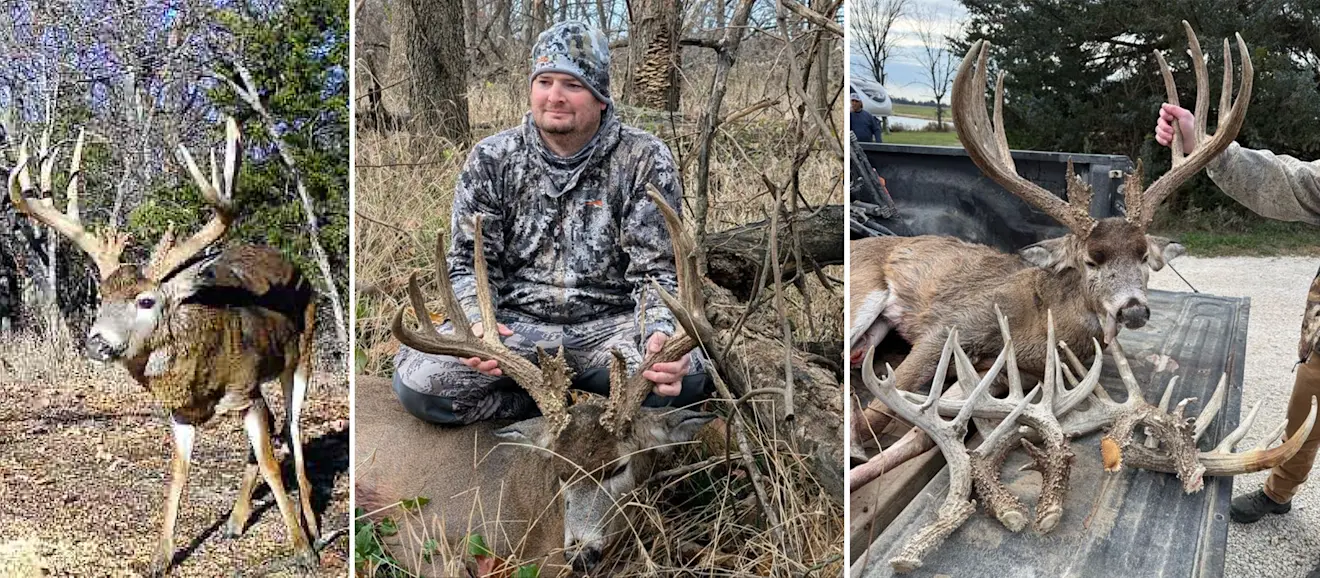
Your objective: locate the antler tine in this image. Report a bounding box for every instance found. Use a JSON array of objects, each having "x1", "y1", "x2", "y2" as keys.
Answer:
[
  {"x1": 1055, "y1": 338, "x2": 1105, "y2": 414},
  {"x1": 1184, "y1": 20, "x2": 1210, "y2": 146},
  {"x1": 9, "y1": 131, "x2": 126, "y2": 280},
  {"x1": 149, "y1": 117, "x2": 242, "y2": 281},
  {"x1": 952, "y1": 40, "x2": 1095, "y2": 236},
  {"x1": 1065, "y1": 160, "x2": 1094, "y2": 220},
  {"x1": 1218, "y1": 38, "x2": 1232, "y2": 128},
  {"x1": 1127, "y1": 398, "x2": 1318, "y2": 477},
  {"x1": 1193, "y1": 373, "x2": 1228, "y2": 442},
  {"x1": 1139, "y1": 24, "x2": 1253, "y2": 228},
  {"x1": 1107, "y1": 340, "x2": 1145, "y2": 402},
  {"x1": 991, "y1": 70, "x2": 1013, "y2": 170},
  {"x1": 925, "y1": 329, "x2": 960, "y2": 411},
  {"x1": 994, "y1": 305, "x2": 1023, "y2": 399},
  {"x1": 1214, "y1": 398, "x2": 1262, "y2": 453}
]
